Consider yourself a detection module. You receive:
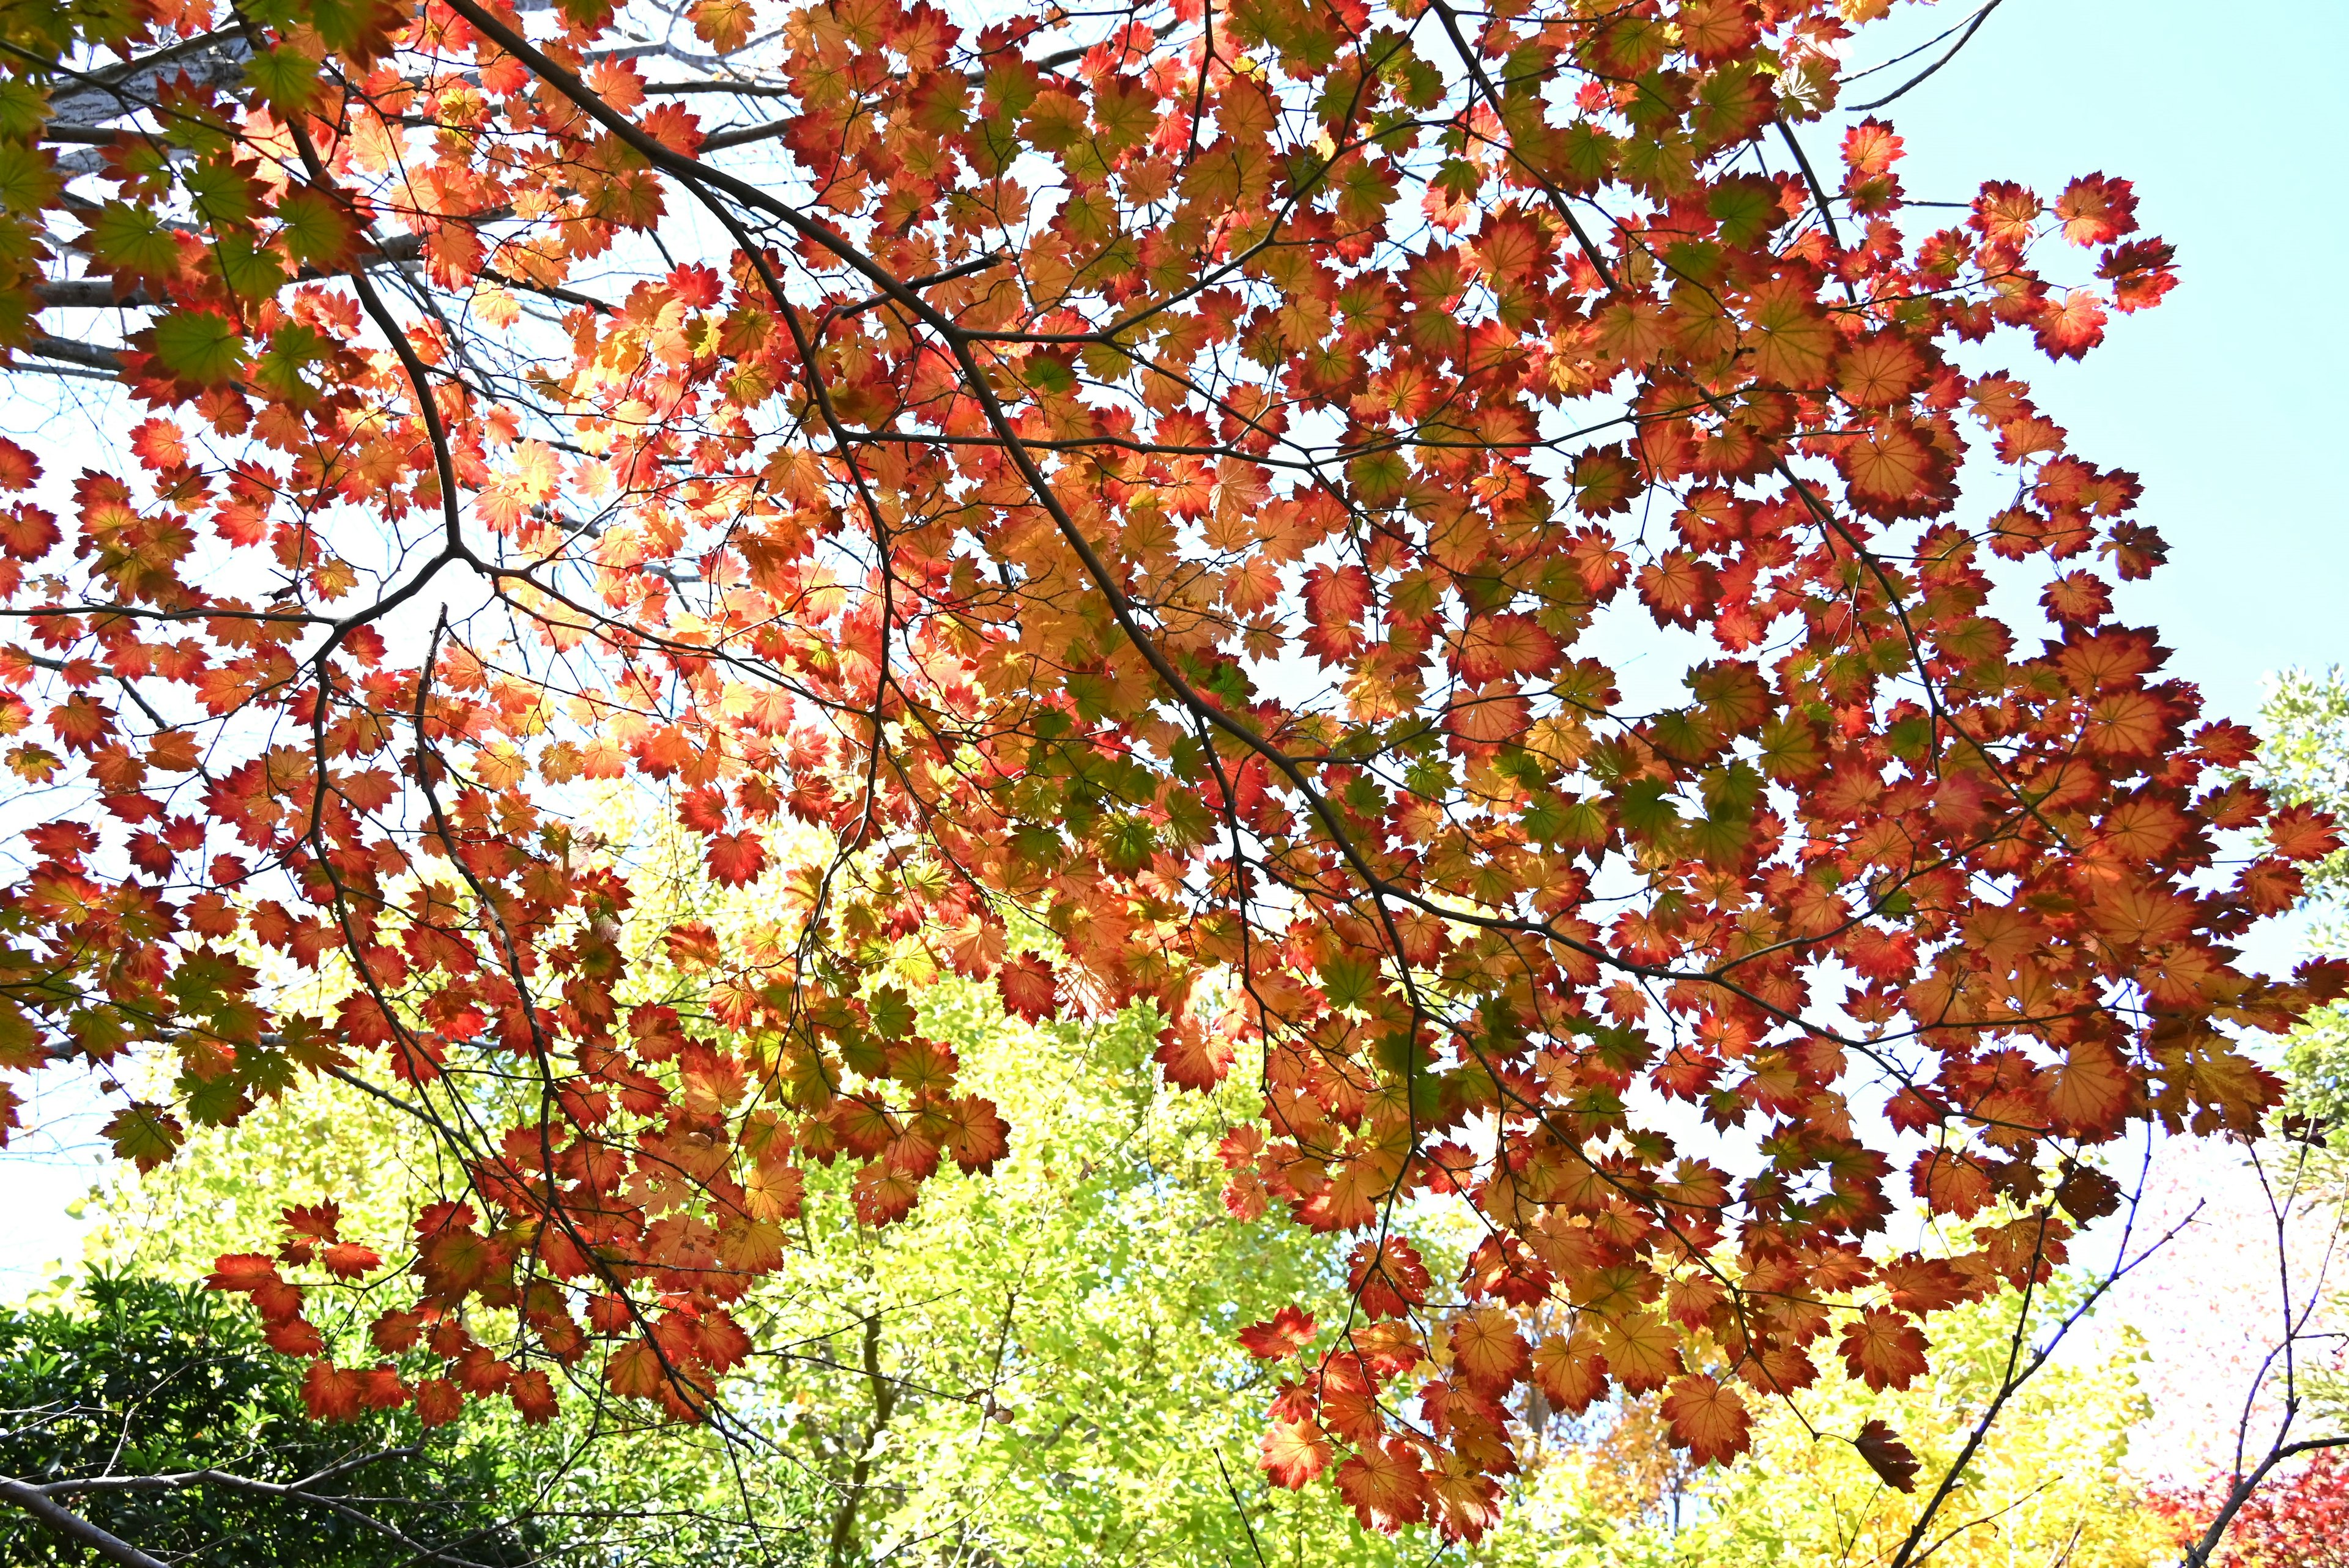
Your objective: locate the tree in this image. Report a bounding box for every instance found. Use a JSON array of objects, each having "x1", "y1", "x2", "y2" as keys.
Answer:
[
  {"x1": 2142, "y1": 668, "x2": 2349, "y2": 1567},
  {"x1": 72, "y1": 924, "x2": 1445, "y2": 1566},
  {"x1": 1505, "y1": 1276, "x2": 2176, "y2": 1568},
  {"x1": 2156, "y1": 1449, "x2": 2349, "y2": 1568},
  {"x1": 0, "y1": 1271, "x2": 535, "y2": 1565},
  {"x1": 0, "y1": 0, "x2": 2337, "y2": 1547}
]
